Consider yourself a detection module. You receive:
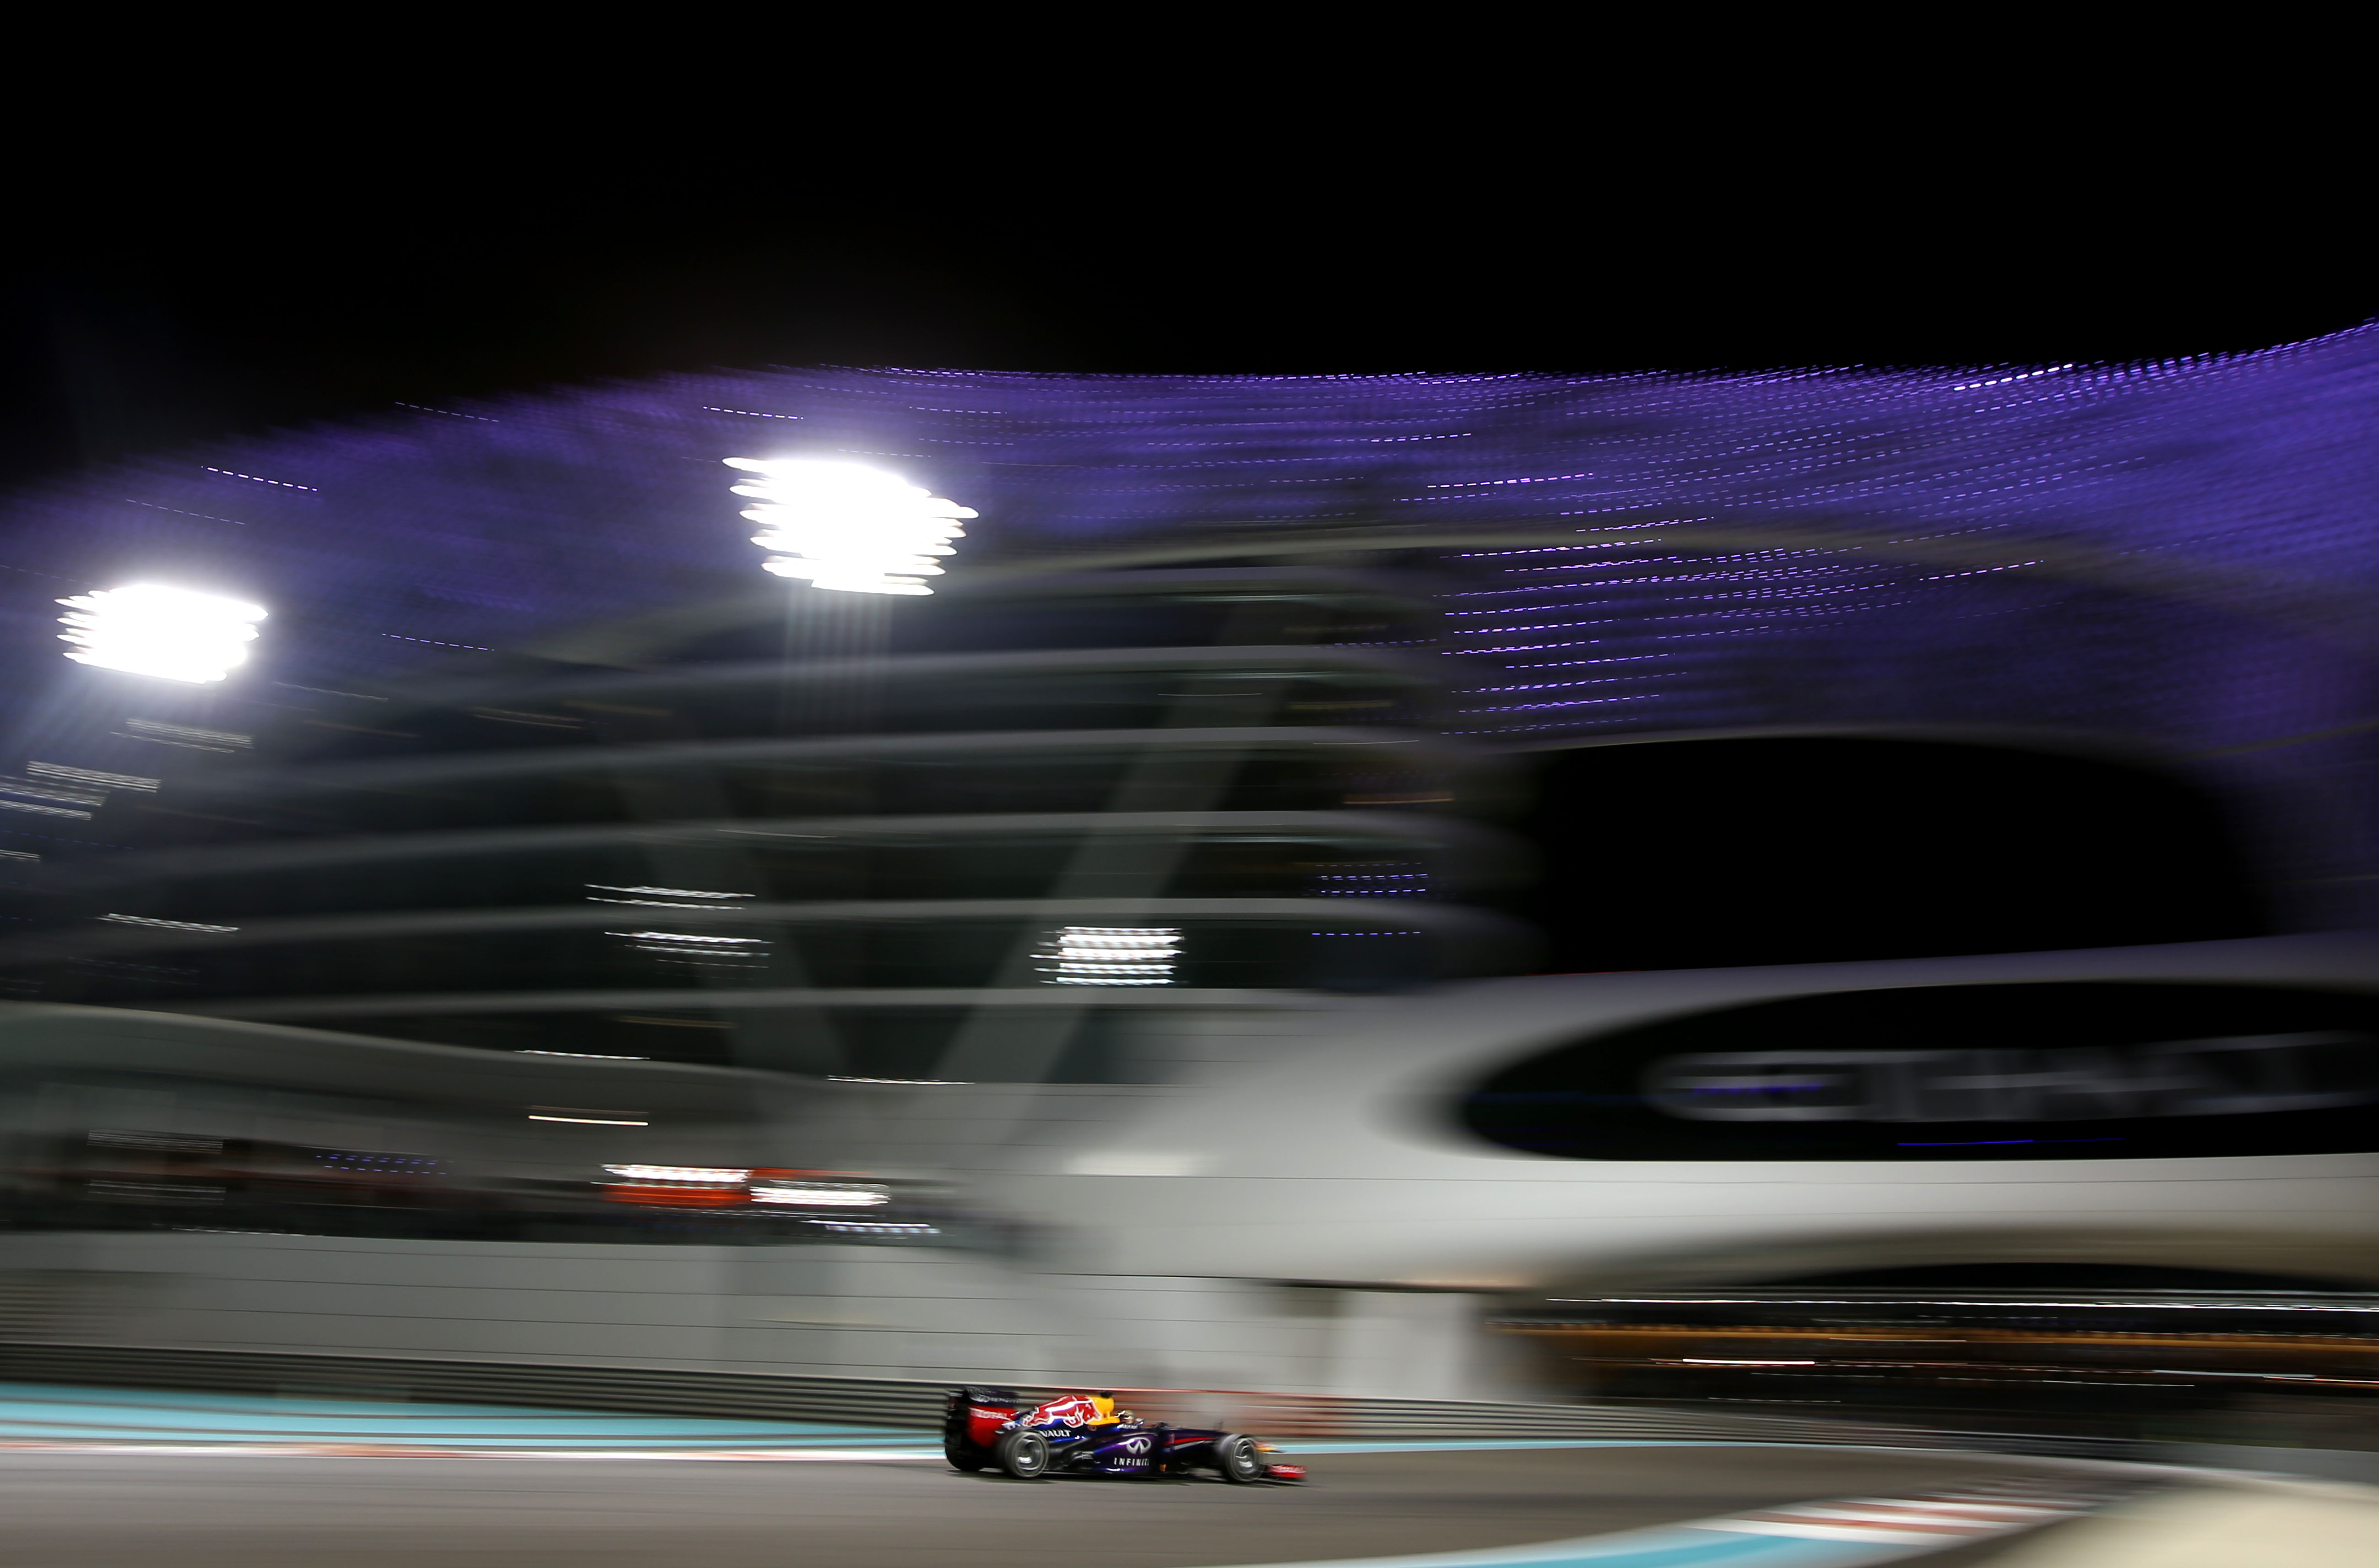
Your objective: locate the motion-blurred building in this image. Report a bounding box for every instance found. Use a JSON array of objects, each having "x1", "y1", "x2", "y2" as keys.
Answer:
[{"x1": 3, "y1": 345, "x2": 2378, "y2": 1421}]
